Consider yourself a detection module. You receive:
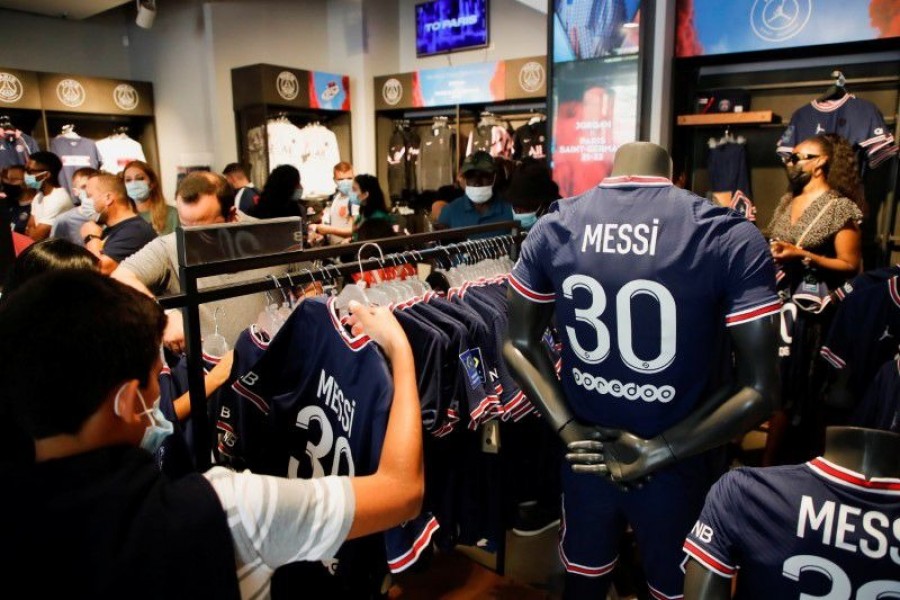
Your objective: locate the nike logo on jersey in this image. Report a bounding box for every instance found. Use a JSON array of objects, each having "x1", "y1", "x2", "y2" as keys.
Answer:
[{"x1": 581, "y1": 220, "x2": 661, "y2": 256}]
